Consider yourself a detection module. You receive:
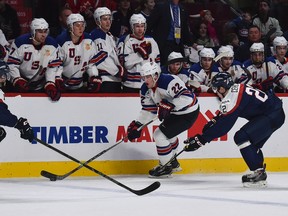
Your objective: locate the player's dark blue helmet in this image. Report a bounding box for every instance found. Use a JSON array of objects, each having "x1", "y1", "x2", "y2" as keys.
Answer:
[
  {"x1": 0, "y1": 60, "x2": 10, "y2": 87},
  {"x1": 211, "y1": 72, "x2": 234, "y2": 92}
]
